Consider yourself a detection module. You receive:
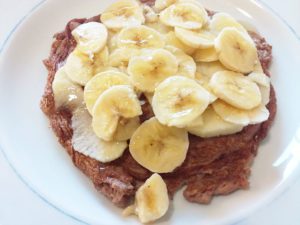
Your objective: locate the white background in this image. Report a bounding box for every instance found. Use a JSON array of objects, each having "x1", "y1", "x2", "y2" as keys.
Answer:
[{"x1": 0, "y1": 0, "x2": 299, "y2": 224}]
